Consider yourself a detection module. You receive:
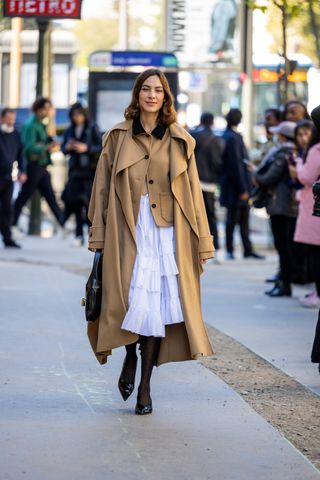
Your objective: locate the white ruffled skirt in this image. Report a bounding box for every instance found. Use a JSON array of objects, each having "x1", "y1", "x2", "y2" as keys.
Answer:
[{"x1": 121, "y1": 194, "x2": 184, "y2": 337}]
